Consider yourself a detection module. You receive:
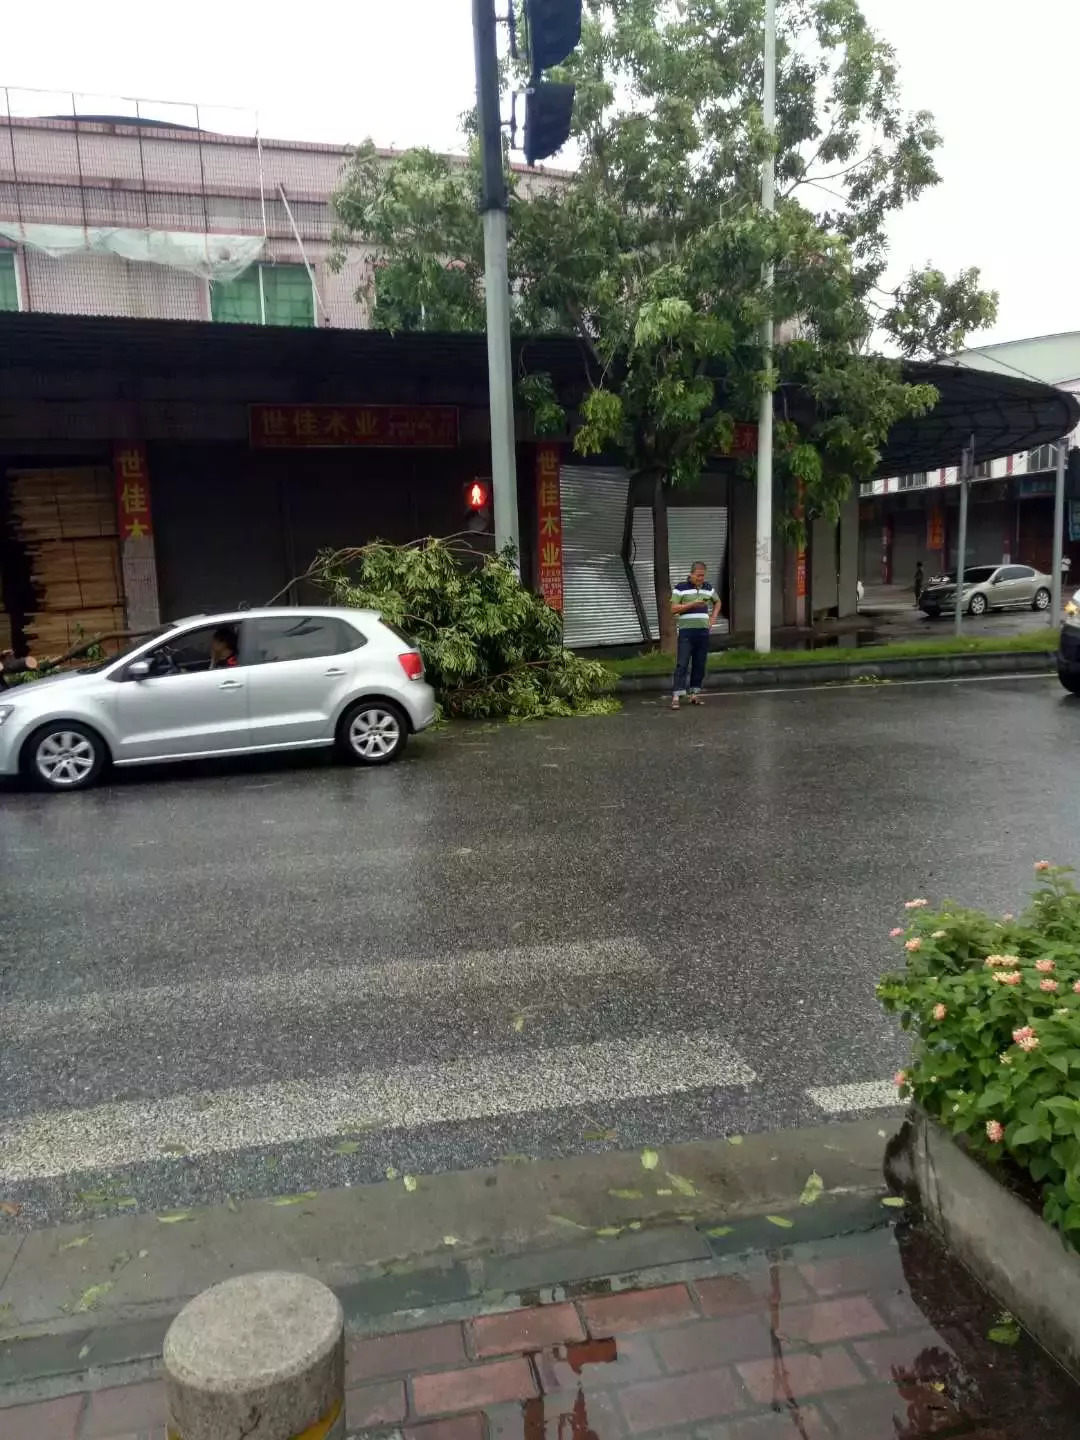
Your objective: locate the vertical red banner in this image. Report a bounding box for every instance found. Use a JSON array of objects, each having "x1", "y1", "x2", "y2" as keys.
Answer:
[
  {"x1": 113, "y1": 442, "x2": 154, "y2": 541},
  {"x1": 112, "y1": 441, "x2": 160, "y2": 632},
  {"x1": 536, "y1": 444, "x2": 563, "y2": 612}
]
